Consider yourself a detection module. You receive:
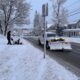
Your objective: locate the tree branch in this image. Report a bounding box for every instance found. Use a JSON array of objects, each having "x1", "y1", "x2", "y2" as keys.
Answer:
[
  {"x1": 2, "y1": 5, "x2": 7, "y2": 24},
  {"x1": 7, "y1": 2, "x2": 13, "y2": 24}
]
